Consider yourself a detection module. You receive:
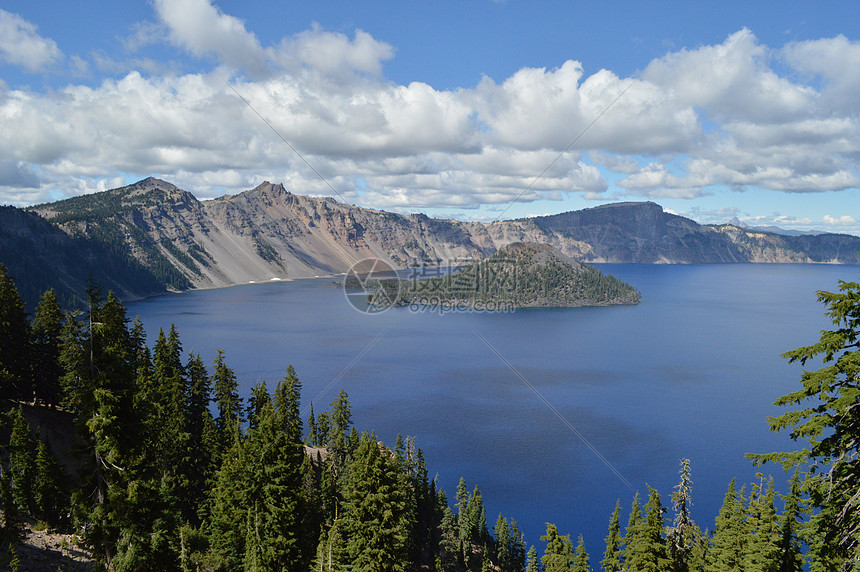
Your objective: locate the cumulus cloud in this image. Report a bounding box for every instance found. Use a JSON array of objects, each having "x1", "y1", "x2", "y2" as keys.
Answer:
[
  {"x1": 0, "y1": 9, "x2": 62, "y2": 72},
  {"x1": 0, "y1": 7, "x2": 858, "y2": 221},
  {"x1": 823, "y1": 214, "x2": 858, "y2": 226},
  {"x1": 154, "y1": 0, "x2": 268, "y2": 77}
]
